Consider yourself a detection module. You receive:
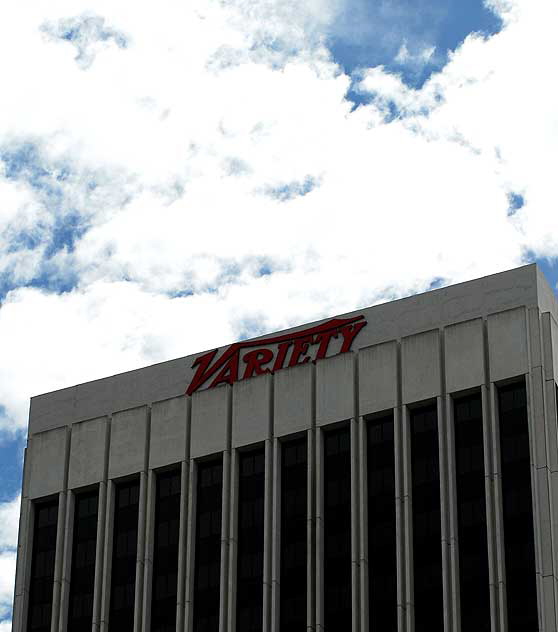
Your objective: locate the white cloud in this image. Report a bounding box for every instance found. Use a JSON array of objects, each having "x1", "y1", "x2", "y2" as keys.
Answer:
[
  {"x1": 0, "y1": 495, "x2": 20, "y2": 550},
  {"x1": 395, "y1": 41, "x2": 436, "y2": 65},
  {"x1": 0, "y1": 495, "x2": 19, "y2": 626}
]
